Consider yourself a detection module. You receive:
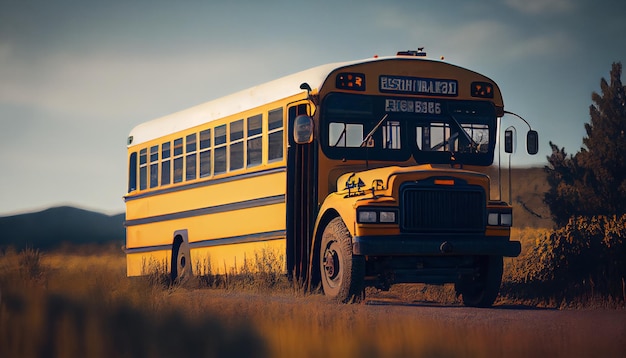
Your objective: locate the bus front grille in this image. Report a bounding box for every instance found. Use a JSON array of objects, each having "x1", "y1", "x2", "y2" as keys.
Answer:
[{"x1": 400, "y1": 185, "x2": 485, "y2": 233}]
